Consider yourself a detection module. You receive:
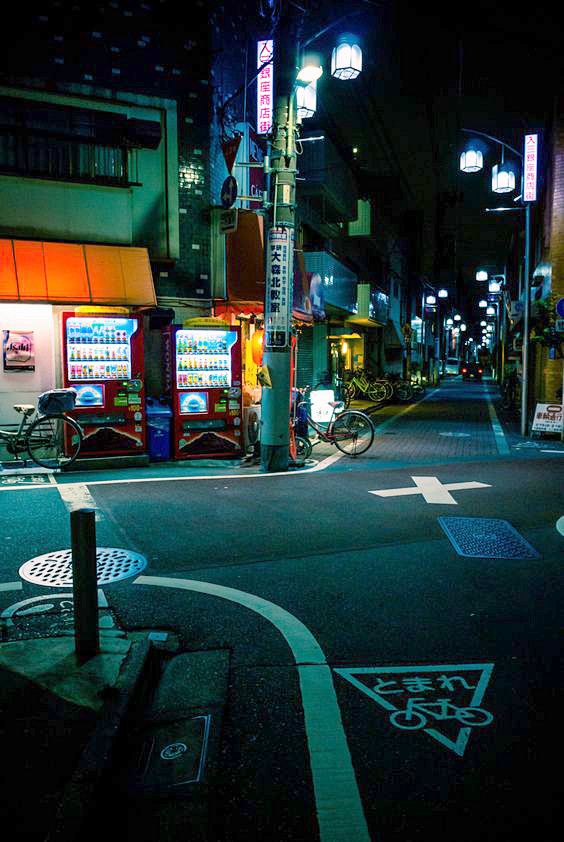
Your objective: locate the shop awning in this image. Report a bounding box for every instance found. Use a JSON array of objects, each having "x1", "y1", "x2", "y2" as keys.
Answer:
[{"x1": 0, "y1": 240, "x2": 156, "y2": 307}]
